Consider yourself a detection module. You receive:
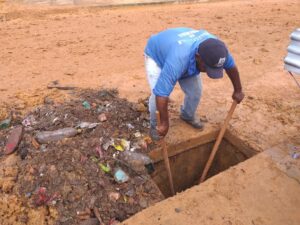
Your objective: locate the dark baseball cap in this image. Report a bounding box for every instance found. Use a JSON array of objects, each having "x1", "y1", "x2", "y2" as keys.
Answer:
[{"x1": 198, "y1": 38, "x2": 228, "y2": 79}]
